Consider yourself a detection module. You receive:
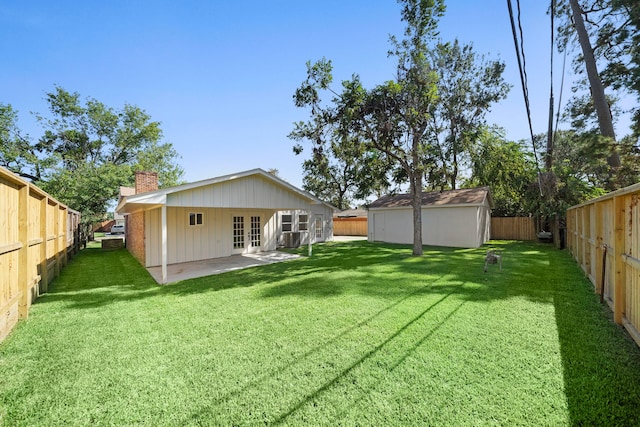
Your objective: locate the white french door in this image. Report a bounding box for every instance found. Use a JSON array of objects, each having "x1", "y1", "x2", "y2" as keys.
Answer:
[{"x1": 232, "y1": 214, "x2": 261, "y2": 254}]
